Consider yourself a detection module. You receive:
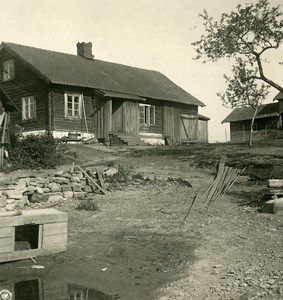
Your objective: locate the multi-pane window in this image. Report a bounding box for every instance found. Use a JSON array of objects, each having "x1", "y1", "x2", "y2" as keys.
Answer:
[
  {"x1": 3, "y1": 60, "x2": 15, "y2": 82},
  {"x1": 22, "y1": 96, "x2": 36, "y2": 120},
  {"x1": 65, "y1": 93, "x2": 82, "y2": 118},
  {"x1": 139, "y1": 104, "x2": 155, "y2": 126}
]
